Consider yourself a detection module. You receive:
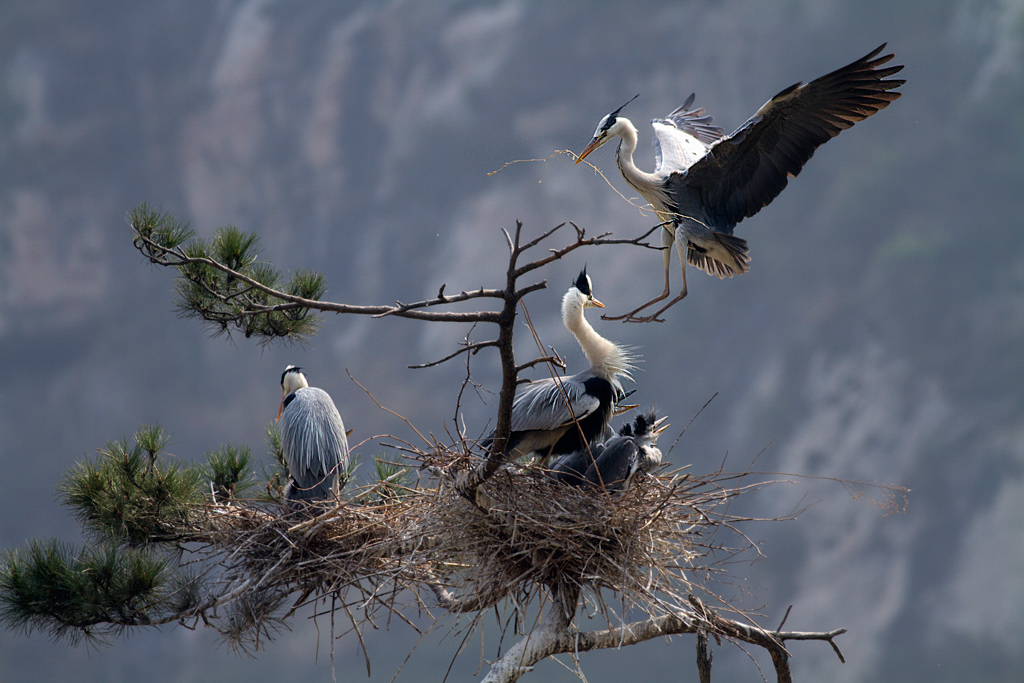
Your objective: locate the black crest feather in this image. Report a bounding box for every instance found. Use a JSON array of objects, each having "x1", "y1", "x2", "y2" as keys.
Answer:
[
  {"x1": 601, "y1": 93, "x2": 640, "y2": 131},
  {"x1": 574, "y1": 267, "x2": 592, "y2": 296}
]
